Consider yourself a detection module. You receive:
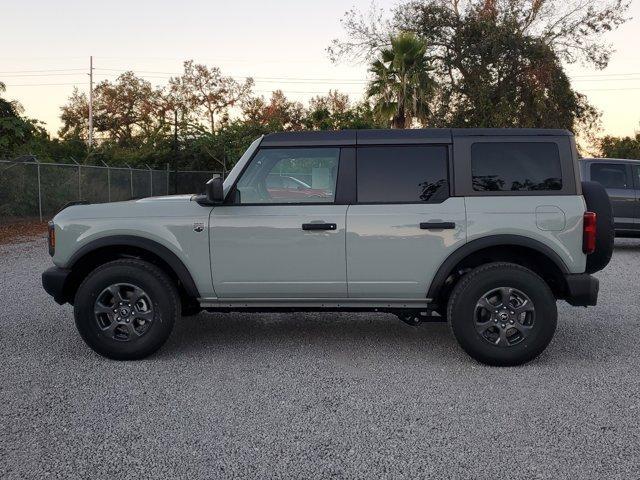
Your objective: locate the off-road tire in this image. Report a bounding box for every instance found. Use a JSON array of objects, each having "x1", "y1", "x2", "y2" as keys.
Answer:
[
  {"x1": 74, "y1": 259, "x2": 179, "y2": 360},
  {"x1": 447, "y1": 262, "x2": 557, "y2": 366}
]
